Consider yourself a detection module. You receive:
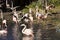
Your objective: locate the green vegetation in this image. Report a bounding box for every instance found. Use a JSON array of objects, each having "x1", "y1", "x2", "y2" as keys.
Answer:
[
  {"x1": 21, "y1": 0, "x2": 60, "y2": 13},
  {"x1": 48, "y1": 0, "x2": 60, "y2": 6}
]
